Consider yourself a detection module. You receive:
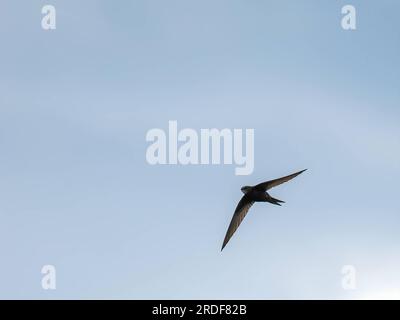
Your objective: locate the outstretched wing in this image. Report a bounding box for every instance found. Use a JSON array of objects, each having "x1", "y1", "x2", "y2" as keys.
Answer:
[
  {"x1": 221, "y1": 195, "x2": 255, "y2": 251},
  {"x1": 254, "y1": 169, "x2": 307, "y2": 191}
]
